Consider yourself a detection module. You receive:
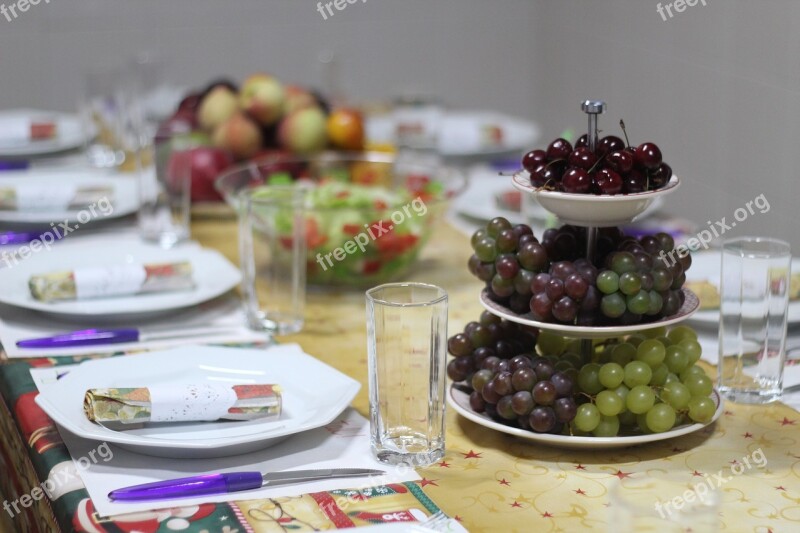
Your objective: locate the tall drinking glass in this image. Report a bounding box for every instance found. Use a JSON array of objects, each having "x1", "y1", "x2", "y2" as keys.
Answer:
[
  {"x1": 138, "y1": 125, "x2": 193, "y2": 248},
  {"x1": 239, "y1": 186, "x2": 307, "y2": 335},
  {"x1": 366, "y1": 283, "x2": 448, "y2": 466},
  {"x1": 718, "y1": 237, "x2": 791, "y2": 404}
]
